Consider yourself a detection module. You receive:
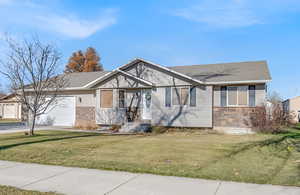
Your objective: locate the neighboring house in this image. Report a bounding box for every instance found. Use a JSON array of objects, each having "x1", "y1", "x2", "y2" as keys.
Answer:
[
  {"x1": 283, "y1": 96, "x2": 300, "y2": 123},
  {"x1": 0, "y1": 93, "x2": 22, "y2": 120},
  {"x1": 35, "y1": 58, "x2": 271, "y2": 130}
]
